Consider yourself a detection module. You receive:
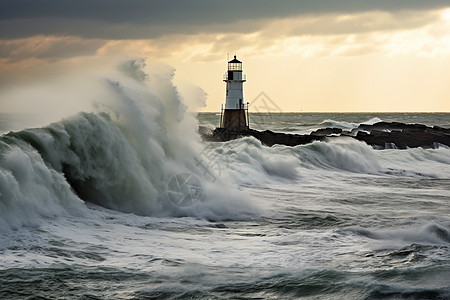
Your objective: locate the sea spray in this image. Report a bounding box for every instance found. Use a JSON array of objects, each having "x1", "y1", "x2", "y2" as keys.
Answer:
[
  {"x1": 0, "y1": 140, "x2": 84, "y2": 230},
  {"x1": 208, "y1": 136, "x2": 382, "y2": 186},
  {"x1": 0, "y1": 59, "x2": 258, "y2": 230},
  {"x1": 209, "y1": 137, "x2": 300, "y2": 186},
  {"x1": 301, "y1": 138, "x2": 382, "y2": 173},
  {"x1": 1, "y1": 112, "x2": 449, "y2": 299},
  {"x1": 320, "y1": 117, "x2": 382, "y2": 130}
]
